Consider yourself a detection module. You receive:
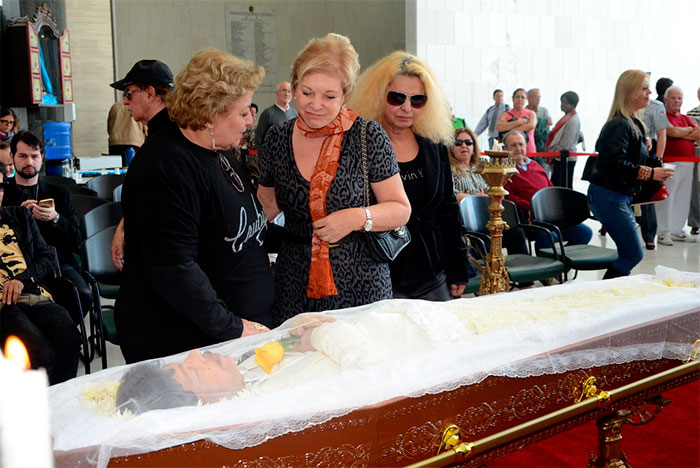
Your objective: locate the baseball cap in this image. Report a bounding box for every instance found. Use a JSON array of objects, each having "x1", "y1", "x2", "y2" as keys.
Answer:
[{"x1": 110, "y1": 59, "x2": 174, "y2": 91}]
